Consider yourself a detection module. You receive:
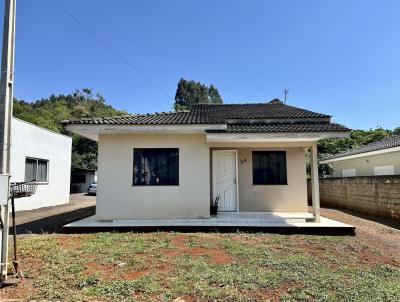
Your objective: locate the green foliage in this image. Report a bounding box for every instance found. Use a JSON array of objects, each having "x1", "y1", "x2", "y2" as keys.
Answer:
[
  {"x1": 269, "y1": 98, "x2": 283, "y2": 104},
  {"x1": 174, "y1": 78, "x2": 223, "y2": 110},
  {"x1": 13, "y1": 89, "x2": 126, "y2": 169}
]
